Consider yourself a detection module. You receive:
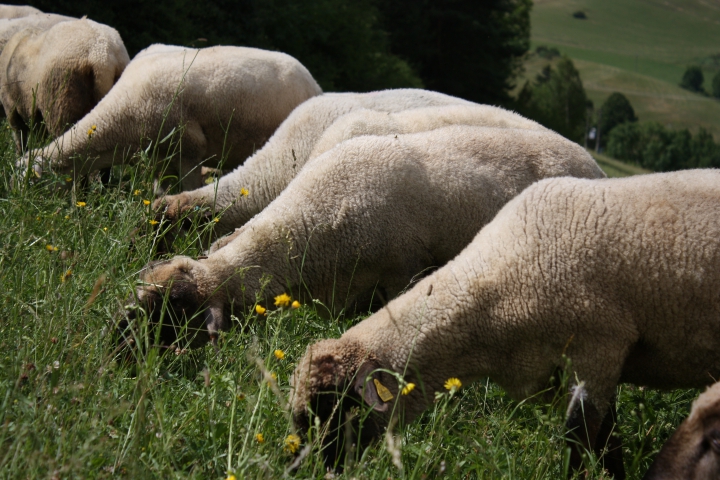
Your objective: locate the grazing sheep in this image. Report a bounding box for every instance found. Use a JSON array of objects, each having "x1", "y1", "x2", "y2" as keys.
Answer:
[
  {"x1": 0, "y1": 5, "x2": 42, "y2": 19},
  {"x1": 0, "y1": 18, "x2": 128, "y2": 149},
  {"x1": 126, "y1": 125, "x2": 604, "y2": 349},
  {"x1": 643, "y1": 382, "x2": 720, "y2": 480},
  {"x1": 0, "y1": 12, "x2": 73, "y2": 52},
  {"x1": 154, "y1": 98, "x2": 544, "y2": 243},
  {"x1": 290, "y1": 170, "x2": 720, "y2": 478},
  {"x1": 19, "y1": 44, "x2": 322, "y2": 189}
]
